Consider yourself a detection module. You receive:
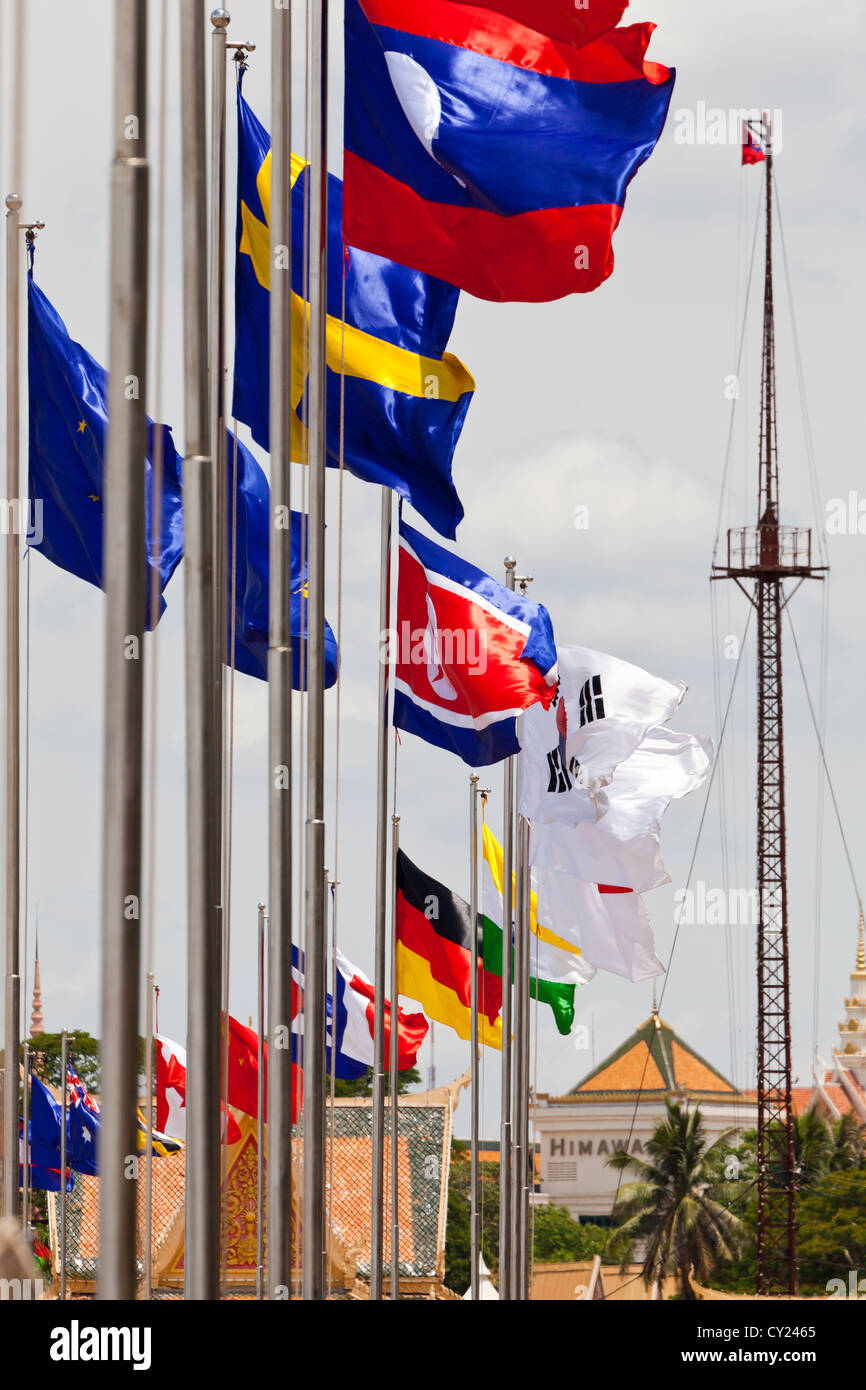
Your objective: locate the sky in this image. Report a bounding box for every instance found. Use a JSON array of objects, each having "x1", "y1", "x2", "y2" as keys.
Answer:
[{"x1": 2, "y1": 0, "x2": 865, "y2": 1148}]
